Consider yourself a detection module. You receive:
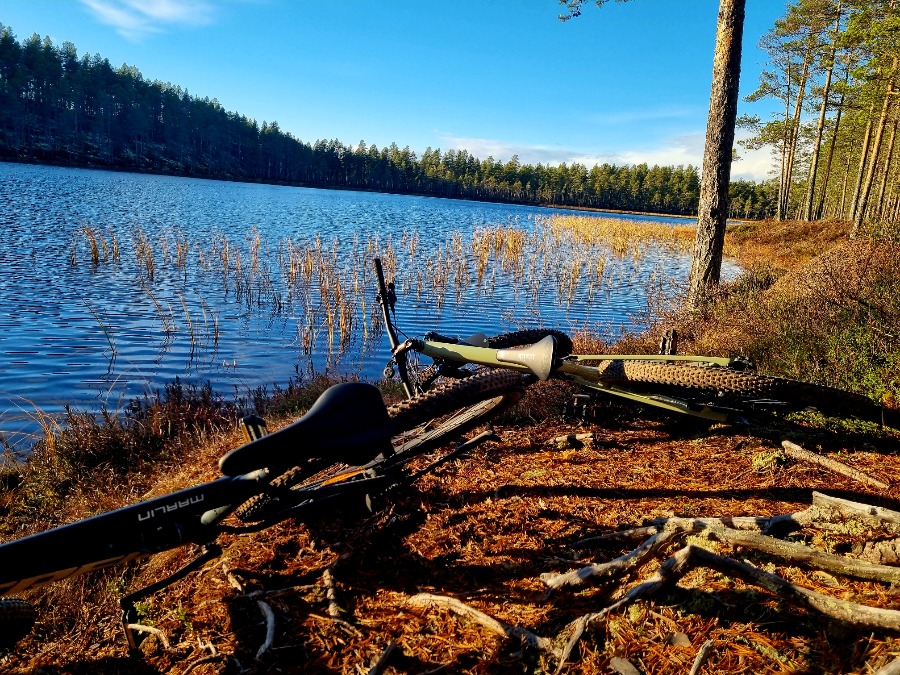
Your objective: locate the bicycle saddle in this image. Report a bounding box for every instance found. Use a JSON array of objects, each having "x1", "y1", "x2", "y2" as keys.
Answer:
[{"x1": 218, "y1": 382, "x2": 394, "y2": 476}]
